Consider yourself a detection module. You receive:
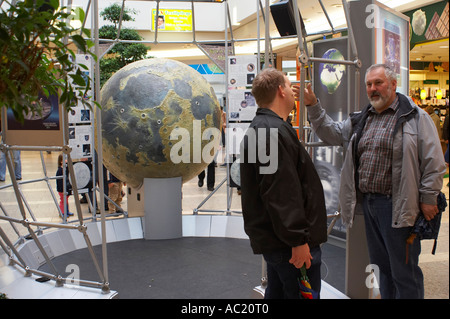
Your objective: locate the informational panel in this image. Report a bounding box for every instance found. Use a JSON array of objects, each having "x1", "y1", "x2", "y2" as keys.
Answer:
[
  {"x1": 313, "y1": 37, "x2": 349, "y2": 122},
  {"x1": 68, "y1": 54, "x2": 94, "y2": 161},
  {"x1": 349, "y1": 0, "x2": 410, "y2": 108},
  {"x1": 227, "y1": 55, "x2": 258, "y2": 156},
  {"x1": 228, "y1": 89, "x2": 257, "y2": 121},
  {"x1": 3, "y1": 92, "x2": 63, "y2": 146},
  {"x1": 68, "y1": 125, "x2": 93, "y2": 159},
  {"x1": 313, "y1": 37, "x2": 348, "y2": 239},
  {"x1": 372, "y1": 1, "x2": 410, "y2": 94},
  {"x1": 228, "y1": 55, "x2": 257, "y2": 88},
  {"x1": 151, "y1": 9, "x2": 193, "y2": 31},
  {"x1": 2, "y1": 53, "x2": 96, "y2": 149}
]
